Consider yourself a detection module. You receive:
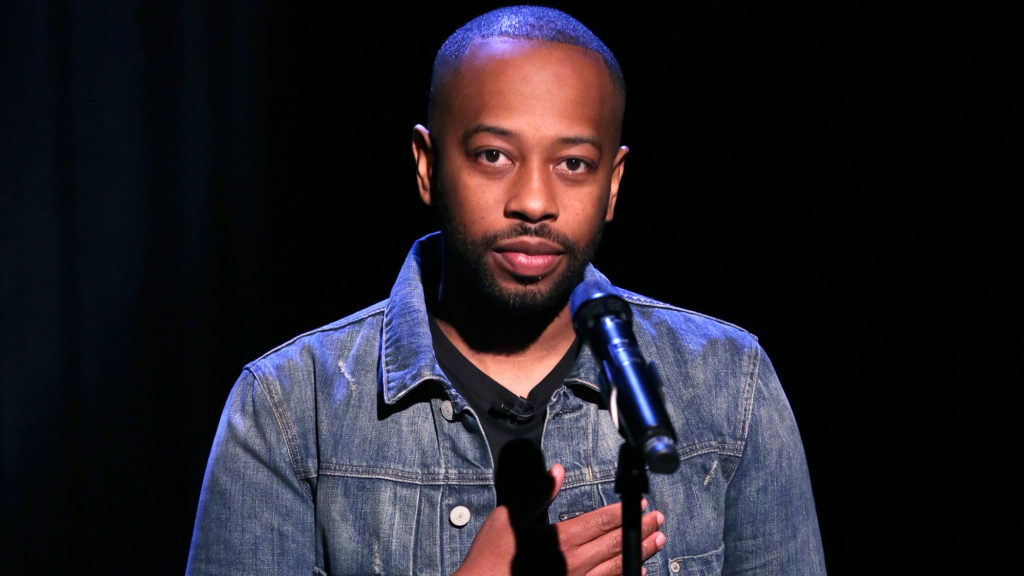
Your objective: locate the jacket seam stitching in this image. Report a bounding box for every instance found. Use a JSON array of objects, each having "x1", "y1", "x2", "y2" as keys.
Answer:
[
  {"x1": 248, "y1": 365, "x2": 317, "y2": 483},
  {"x1": 740, "y1": 347, "x2": 761, "y2": 441},
  {"x1": 680, "y1": 440, "x2": 745, "y2": 460},
  {"x1": 670, "y1": 543, "x2": 725, "y2": 561},
  {"x1": 318, "y1": 466, "x2": 493, "y2": 485},
  {"x1": 315, "y1": 441, "x2": 744, "y2": 486},
  {"x1": 727, "y1": 347, "x2": 761, "y2": 483}
]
